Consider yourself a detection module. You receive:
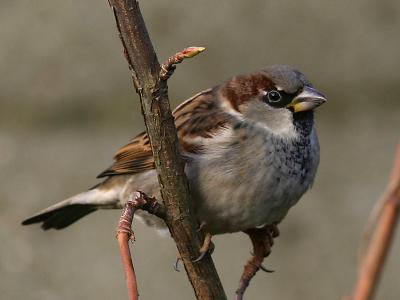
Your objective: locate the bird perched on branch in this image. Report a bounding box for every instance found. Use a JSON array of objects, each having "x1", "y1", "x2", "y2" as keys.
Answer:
[{"x1": 22, "y1": 65, "x2": 326, "y2": 298}]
